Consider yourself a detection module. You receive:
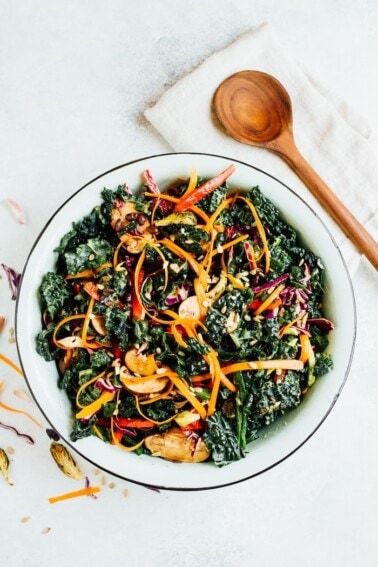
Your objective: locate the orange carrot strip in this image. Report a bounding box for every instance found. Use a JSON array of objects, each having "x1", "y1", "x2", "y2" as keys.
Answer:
[
  {"x1": 206, "y1": 351, "x2": 225, "y2": 416},
  {"x1": 0, "y1": 353, "x2": 24, "y2": 377},
  {"x1": 0, "y1": 401, "x2": 43, "y2": 428},
  {"x1": 75, "y1": 371, "x2": 106, "y2": 409},
  {"x1": 253, "y1": 284, "x2": 285, "y2": 316},
  {"x1": 221, "y1": 359, "x2": 304, "y2": 374},
  {"x1": 174, "y1": 164, "x2": 236, "y2": 212},
  {"x1": 236, "y1": 196, "x2": 270, "y2": 273},
  {"x1": 81, "y1": 297, "x2": 95, "y2": 345},
  {"x1": 205, "y1": 197, "x2": 232, "y2": 232},
  {"x1": 75, "y1": 390, "x2": 115, "y2": 419},
  {"x1": 143, "y1": 192, "x2": 210, "y2": 224},
  {"x1": 52, "y1": 314, "x2": 87, "y2": 349},
  {"x1": 48, "y1": 486, "x2": 101, "y2": 504},
  {"x1": 65, "y1": 269, "x2": 94, "y2": 280},
  {"x1": 278, "y1": 313, "x2": 304, "y2": 338},
  {"x1": 168, "y1": 373, "x2": 207, "y2": 420},
  {"x1": 134, "y1": 396, "x2": 178, "y2": 426},
  {"x1": 180, "y1": 169, "x2": 198, "y2": 199},
  {"x1": 210, "y1": 234, "x2": 248, "y2": 257}
]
